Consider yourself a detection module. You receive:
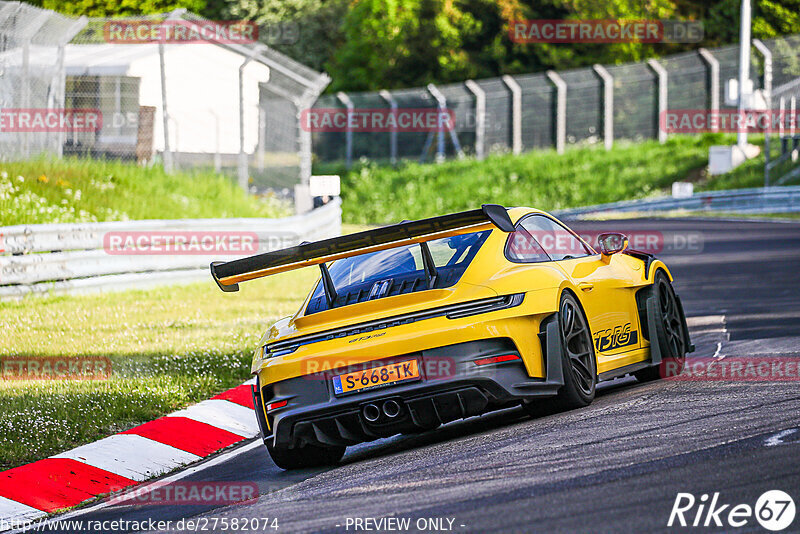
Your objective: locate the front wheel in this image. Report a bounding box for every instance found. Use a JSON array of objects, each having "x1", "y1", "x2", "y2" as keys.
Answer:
[{"x1": 267, "y1": 441, "x2": 345, "y2": 470}]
